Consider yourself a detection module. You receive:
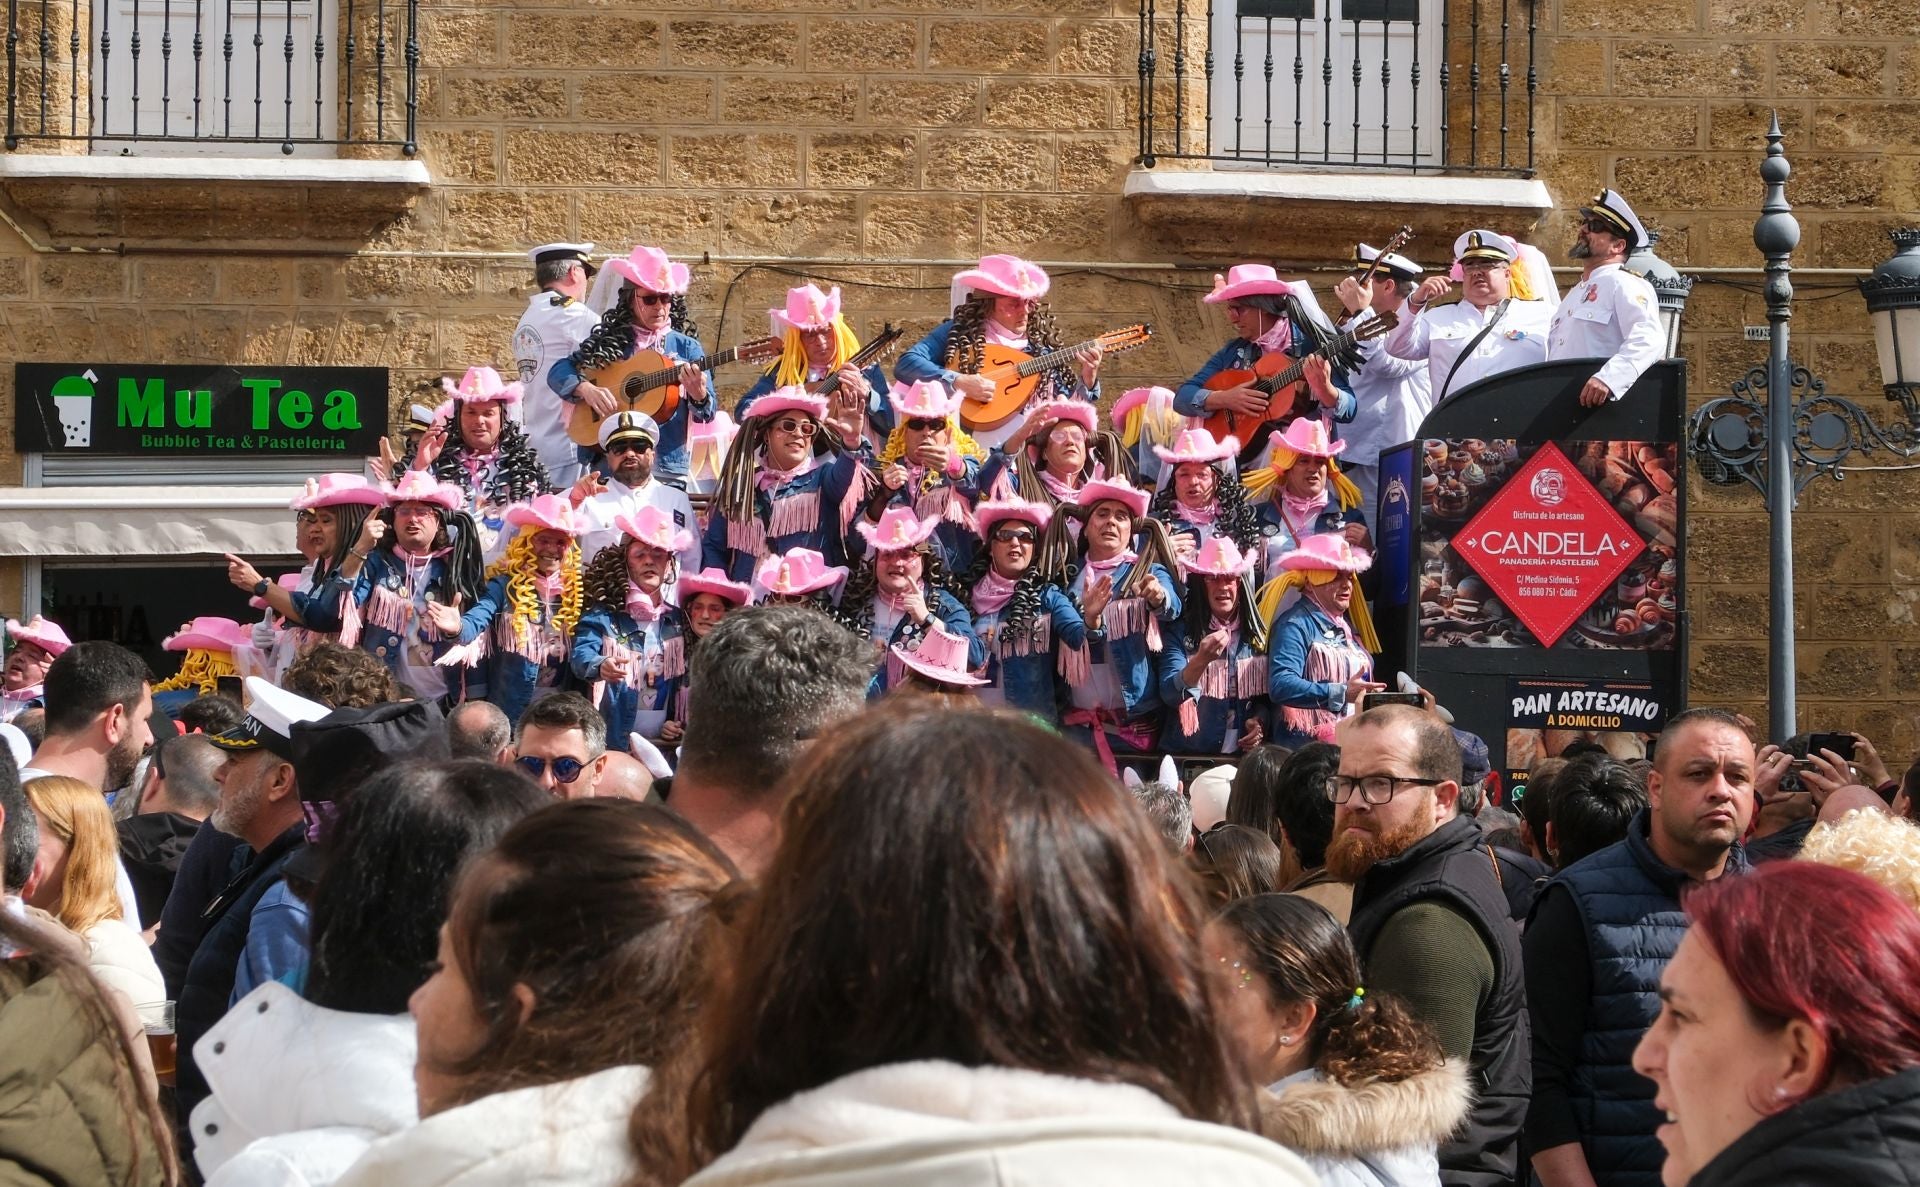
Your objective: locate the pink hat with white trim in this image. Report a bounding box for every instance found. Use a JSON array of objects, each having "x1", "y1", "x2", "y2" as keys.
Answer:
[
  {"x1": 1277, "y1": 532, "x2": 1373, "y2": 574},
  {"x1": 770, "y1": 284, "x2": 842, "y2": 336},
  {"x1": 164, "y1": 617, "x2": 251, "y2": 654},
  {"x1": 952, "y1": 254, "x2": 1050, "y2": 302},
  {"x1": 614, "y1": 505, "x2": 695, "y2": 555},
  {"x1": 1185, "y1": 537, "x2": 1257, "y2": 578},
  {"x1": 605, "y1": 245, "x2": 690, "y2": 296},
  {"x1": 1024, "y1": 399, "x2": 1097, "y2": 438},
  {"x1": 1273, "y1": 416, "x2": 1347, "y2": 460},
  {"x1": 973, "y1": 497, "x2": 1052, "y2": 540},
  {"x1": 504, "y1": 493, "x2": 584, "y2": 537},
  {"x1": 888, "y1": 379, "x2": 962, "y2": 422},
  {"x1": 1153, "y1": 426, "x2": 1240, "y2": 466},
  {"x1": 678, "y1": 567, "x2": 753, "y2": 608},
  {"x1": 745, "y1": 386, "x2": 829, "y2": 423},
  {"x1": 856, "y1": 507, "x2": 940, "y2": 552},
  {"x1": 1204, "y1": 264, "x2": 1311, "y2": 305},
  {"x1": 6, "y1": 615, "x2": 71, "y2": 658},
  {"x1": 1108, "y1": 385, "x2": 1172, "y2": 428},
  {"x1": 1074, "y1": 475, "x2": 1151, "y2": 521},
  {"x1": 891, "y1": 622, "x2": 988, "y2": 688},
  {"x1": 290, "y1": 473, "x2": 386, "y2": 510},
  {"x1": 250, "y1": 573, "x2": 303, "y2": 611},
  {"x1": 755, "y1": 548, "x2": 848, "y2": 597},
  {"x1": 447, "y1": 366, "x2": 522, "y2": 406},
  {"x1": 386, "y1": 470, "x2": 465, "y2": 511}
]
